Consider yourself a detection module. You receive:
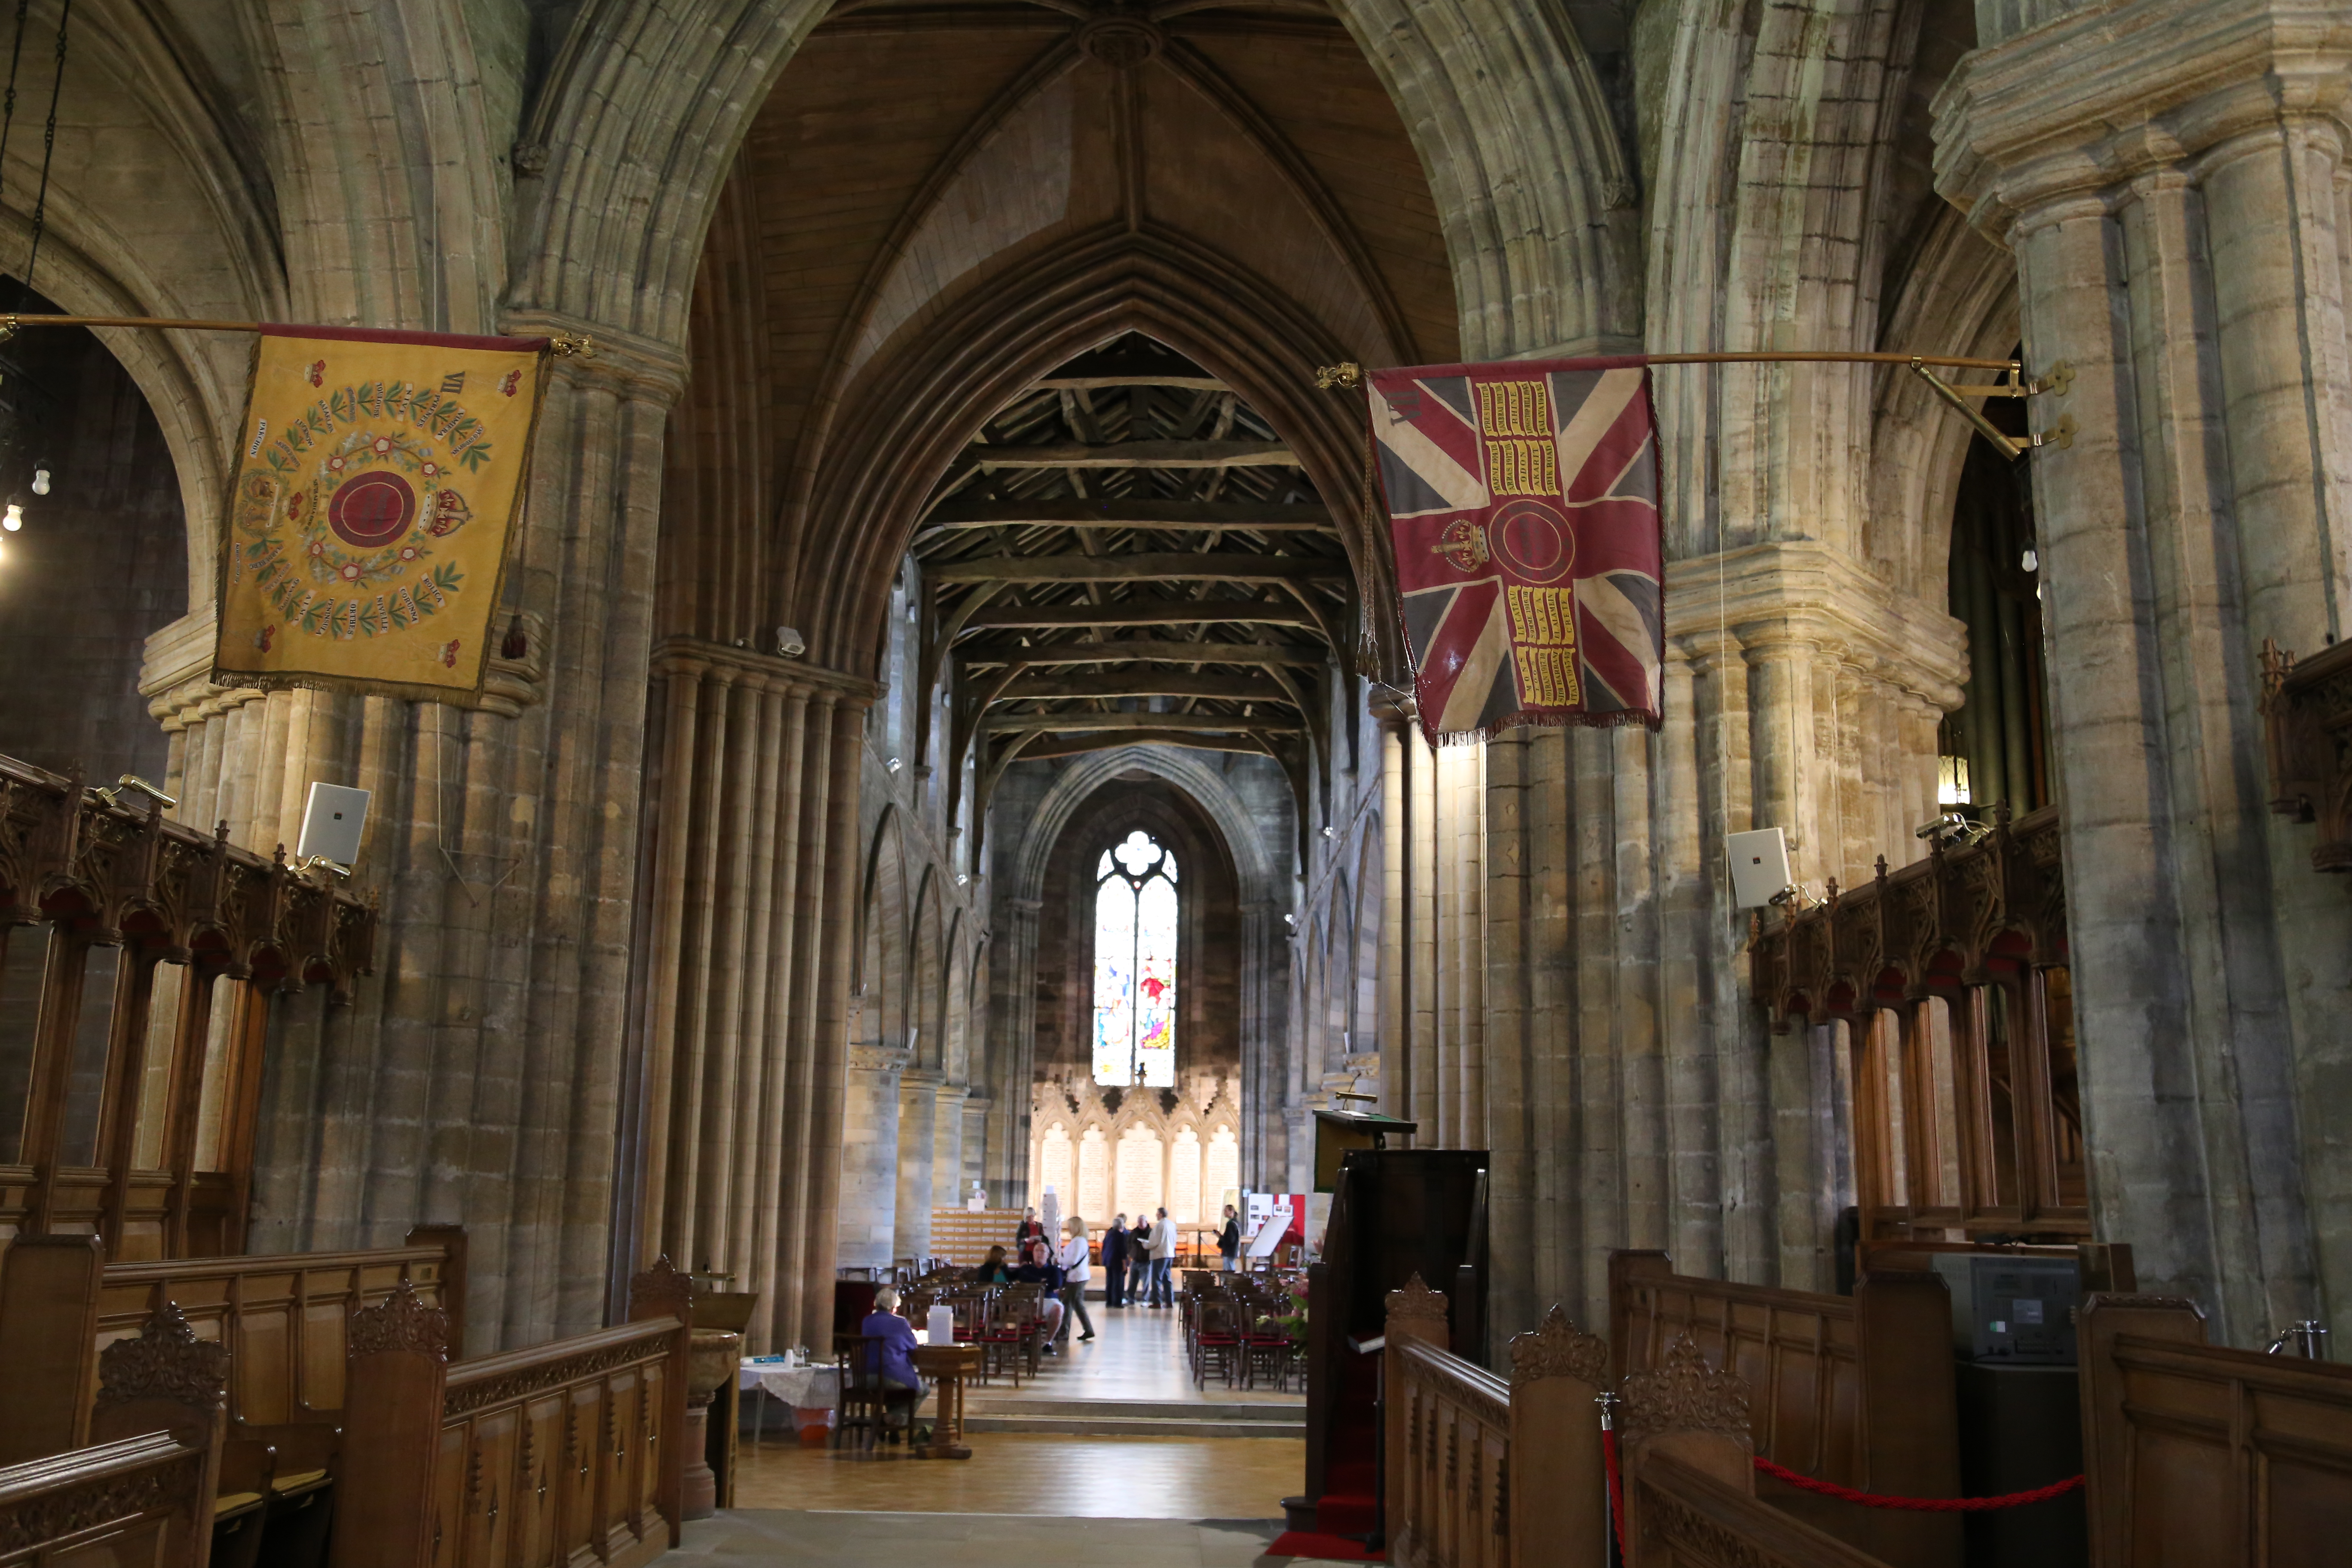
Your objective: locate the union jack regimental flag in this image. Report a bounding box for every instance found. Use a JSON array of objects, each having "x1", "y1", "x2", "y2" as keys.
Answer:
[{"x1": 1369, "y1": 358, "x2": 1665, "y2": 743}]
